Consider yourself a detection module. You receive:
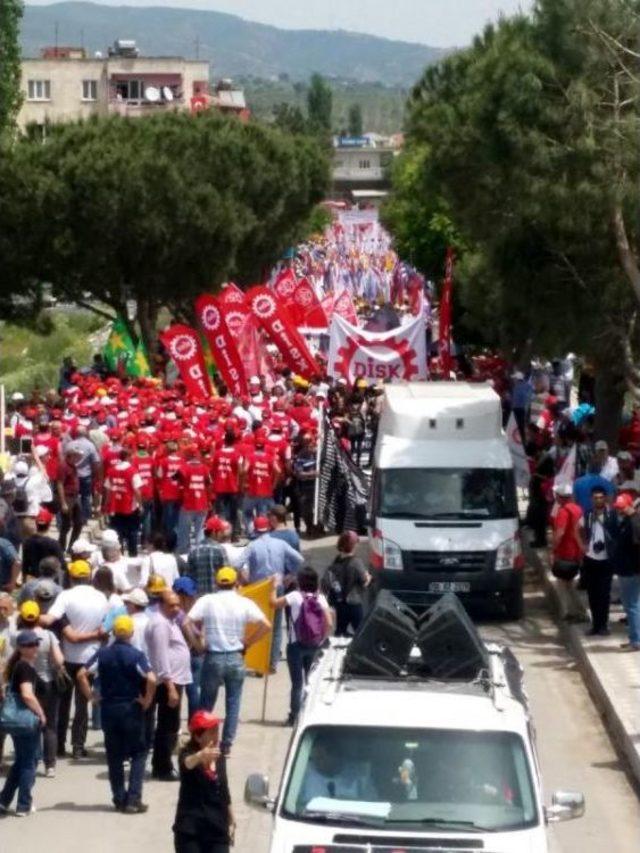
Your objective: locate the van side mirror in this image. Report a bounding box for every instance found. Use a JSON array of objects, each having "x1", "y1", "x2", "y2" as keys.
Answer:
[
  {"x1": 545, "y1": 790, "x2": 585, "y2": 823},
  {"x1": 244, "y1": 773, "x2": 275, "y2": 812}
]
